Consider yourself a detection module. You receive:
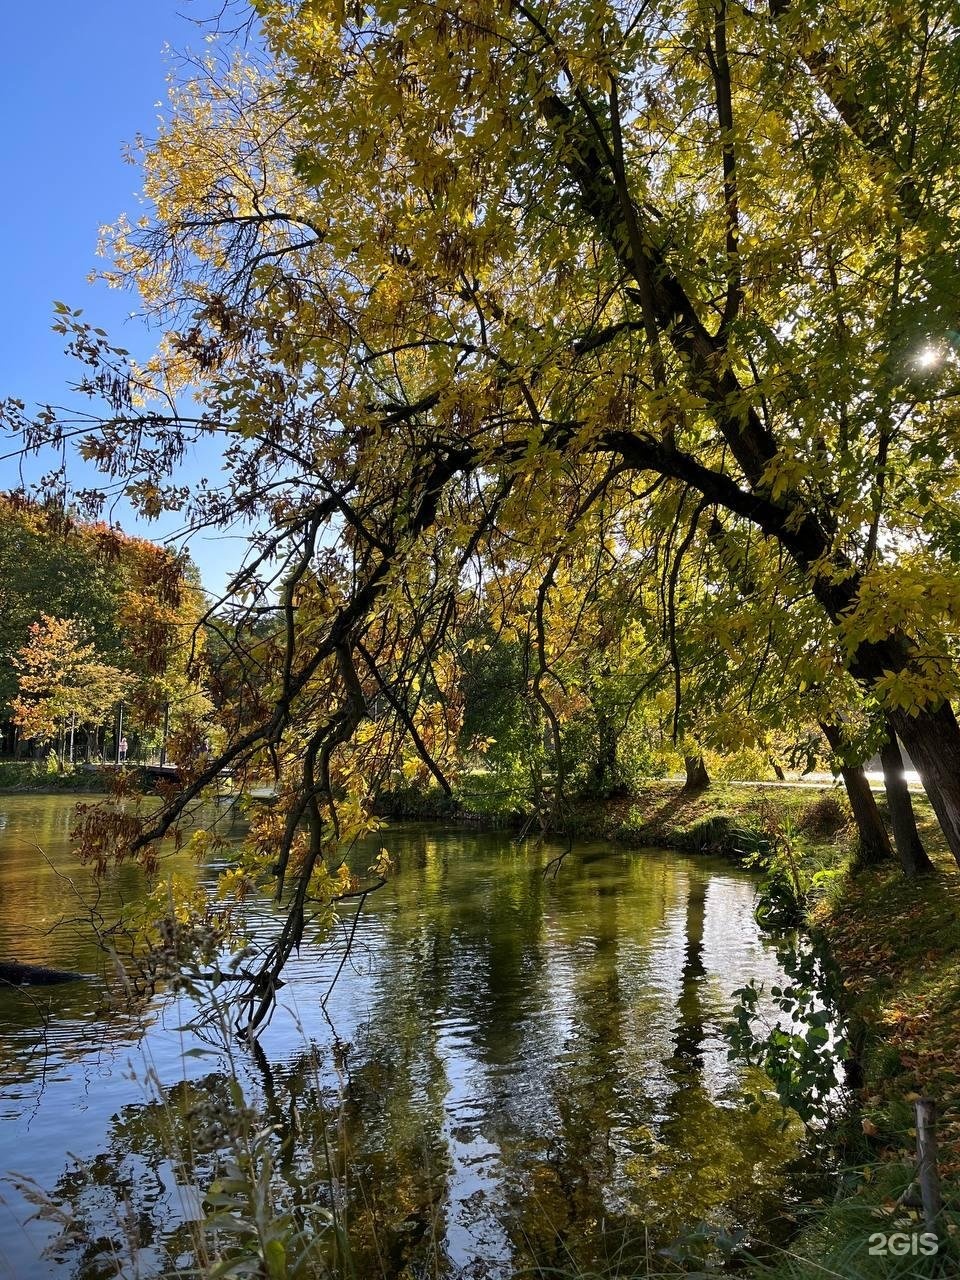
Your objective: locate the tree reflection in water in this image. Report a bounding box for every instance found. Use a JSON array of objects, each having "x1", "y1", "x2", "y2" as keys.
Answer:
[{"x1": 0, "y1": 810, "x2": 807, "y2": 1279}]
